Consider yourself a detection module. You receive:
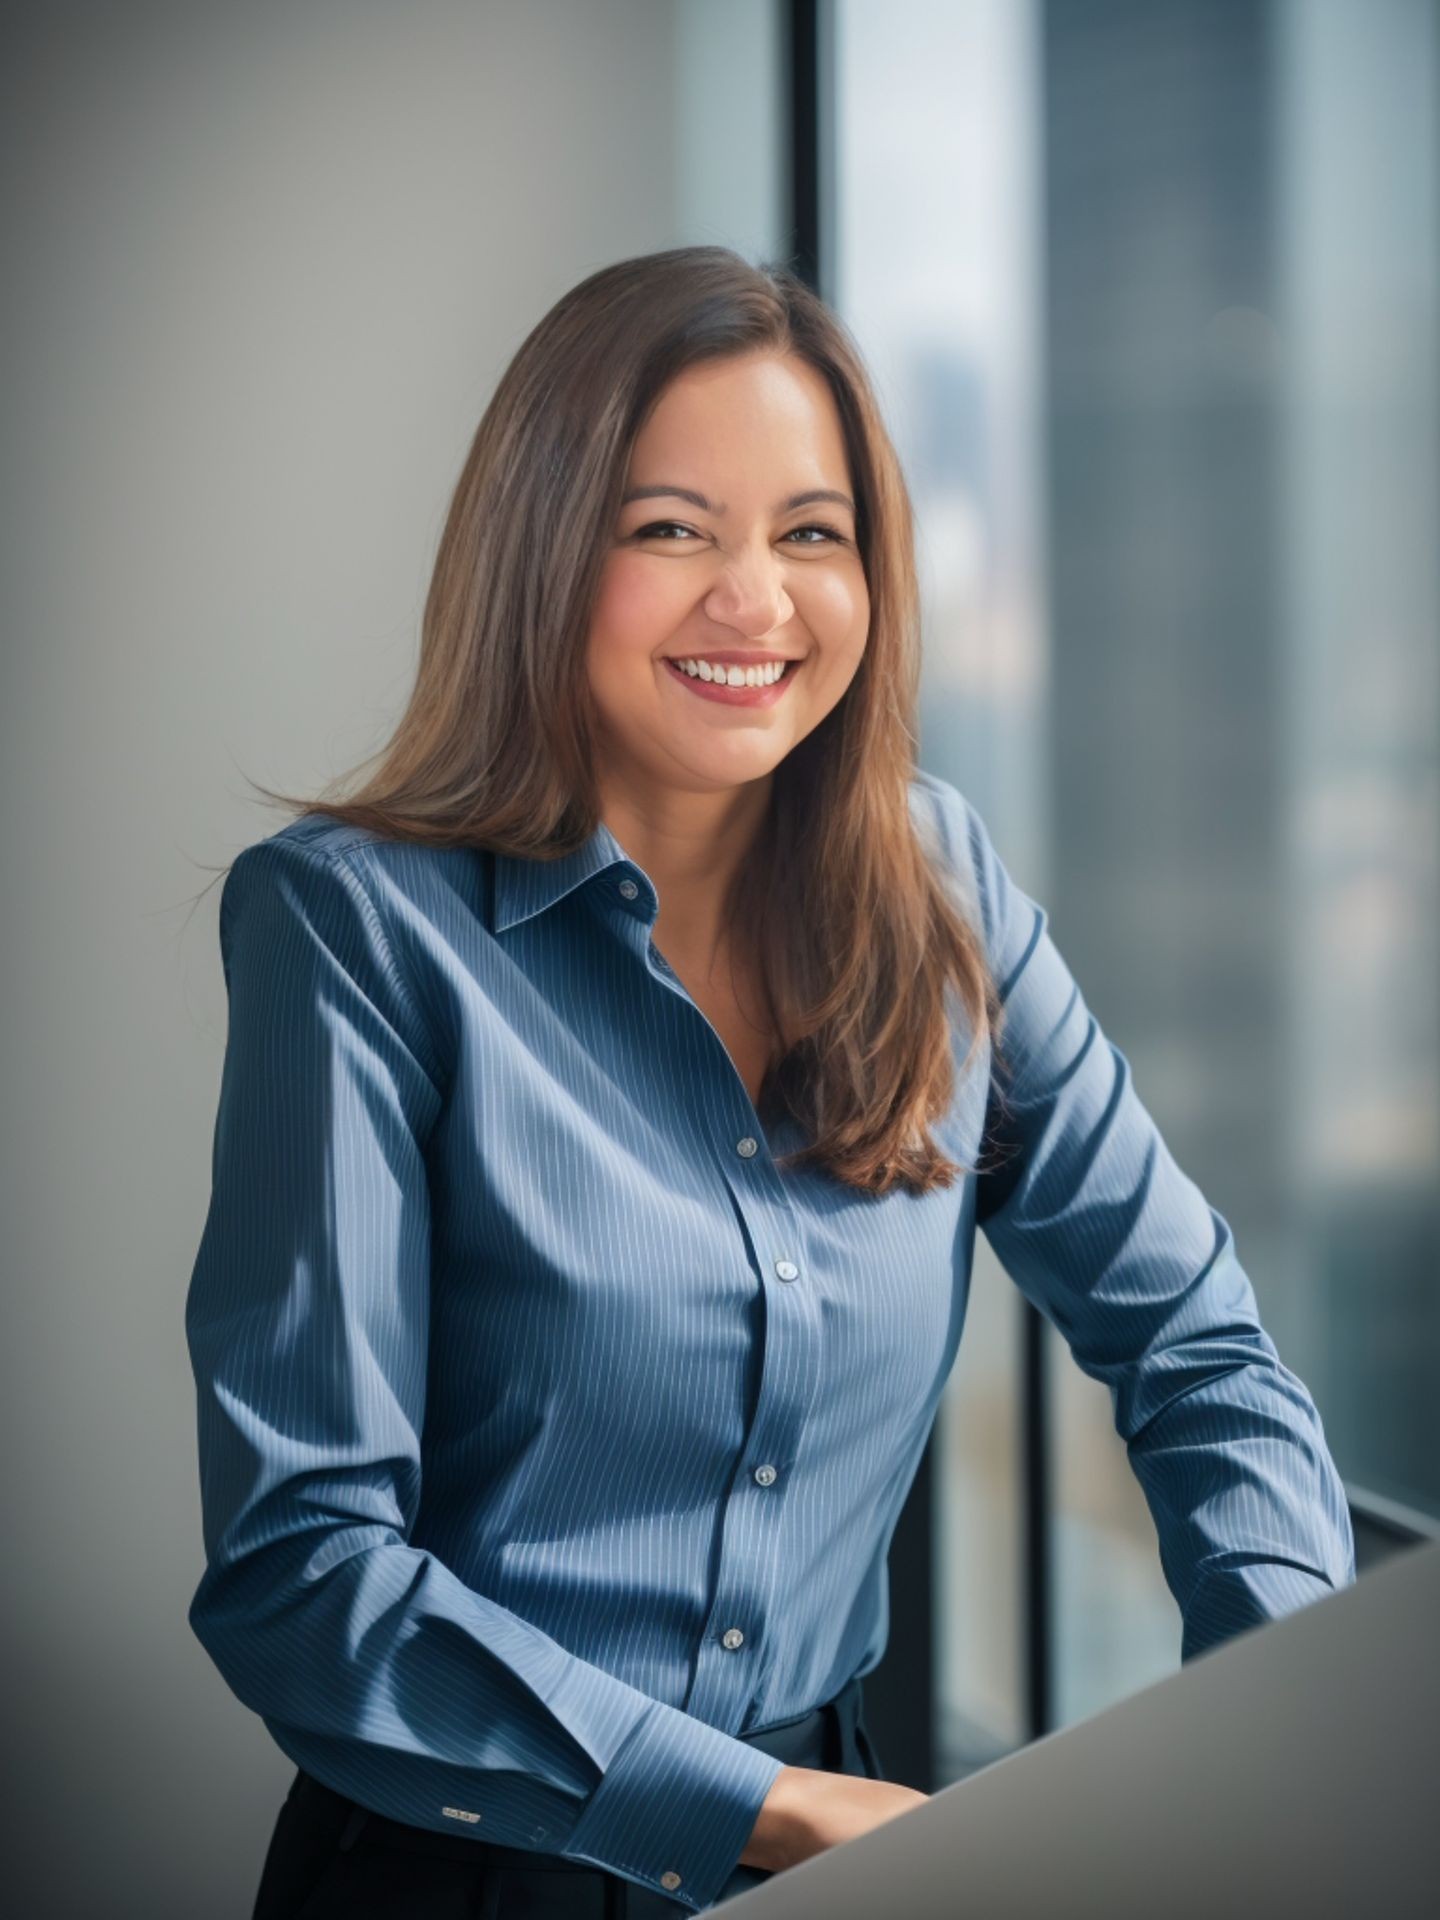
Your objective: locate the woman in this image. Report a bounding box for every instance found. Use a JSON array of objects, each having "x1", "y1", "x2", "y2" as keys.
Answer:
[{"x1": 185, "y1": 246, "x2": 1354, "y2": 1918}]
